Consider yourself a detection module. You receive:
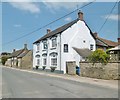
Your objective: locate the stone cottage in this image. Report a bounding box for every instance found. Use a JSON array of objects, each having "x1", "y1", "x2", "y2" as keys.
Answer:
[{"x1": 5, "y1": 44, "x2": 33, "y2": 69}]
